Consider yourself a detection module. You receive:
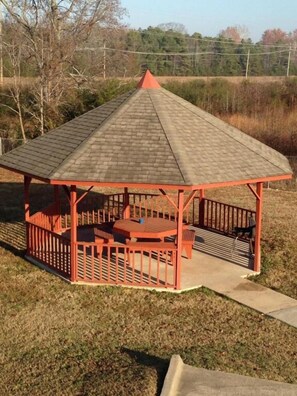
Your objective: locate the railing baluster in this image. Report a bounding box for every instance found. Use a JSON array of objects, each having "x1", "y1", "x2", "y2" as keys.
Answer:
[
  {"x1": 156, "y1": 251, "x2": 160, "y2": 286},
  {"x1": 165, "y1": 250, "x2": 168, "y2": 287},
  {"x1": 202, "y1": 198, "x2": 255, "y2": 239}
]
